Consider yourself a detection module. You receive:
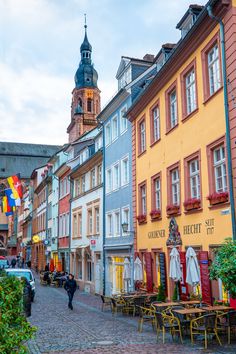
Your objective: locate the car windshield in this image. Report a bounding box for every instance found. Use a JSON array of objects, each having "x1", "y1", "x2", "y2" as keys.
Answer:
[
  {"x1": 7, "y1": 271, "x2": 33, "y2": 281},
  {"x1": 0, "y1": 260, "x2": 9, "y2": 267}
]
